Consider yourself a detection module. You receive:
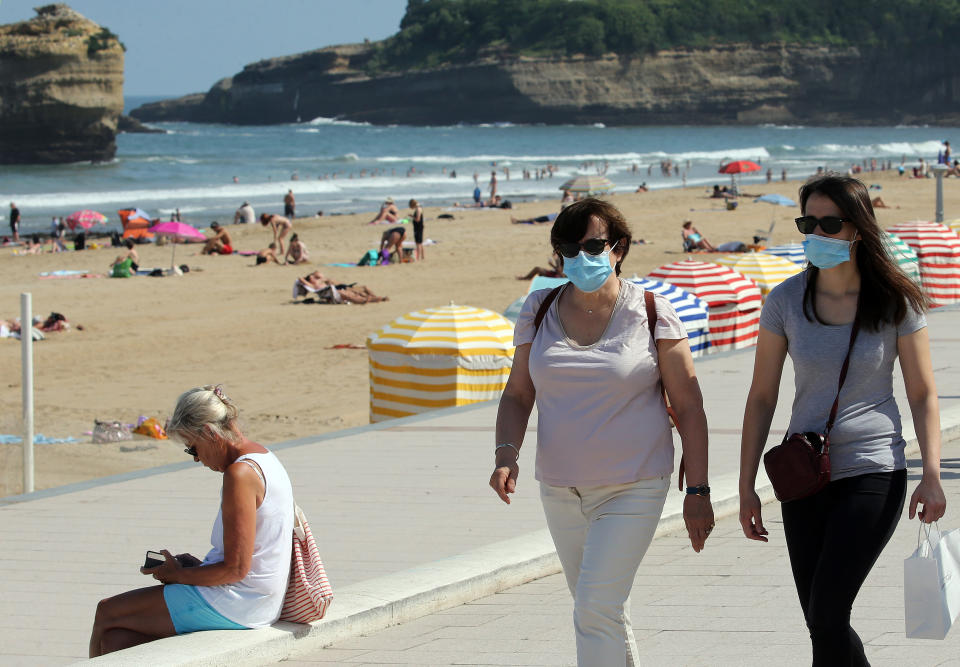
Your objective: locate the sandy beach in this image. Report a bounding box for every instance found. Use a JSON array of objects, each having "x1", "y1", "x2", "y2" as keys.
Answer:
[{"x1": 1, "y1": 172, "x2": 956, "y2": 497}]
